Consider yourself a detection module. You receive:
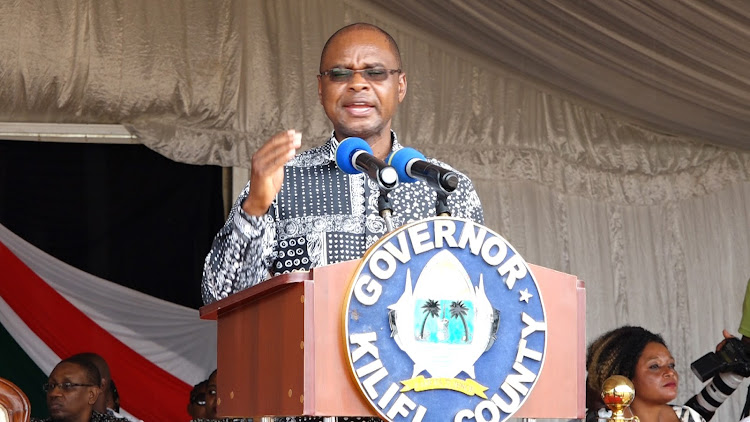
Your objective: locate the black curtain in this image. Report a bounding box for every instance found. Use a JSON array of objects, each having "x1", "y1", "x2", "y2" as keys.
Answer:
[{"x1": 0, "y1": 140, "x2": 225, "y2": 309}]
